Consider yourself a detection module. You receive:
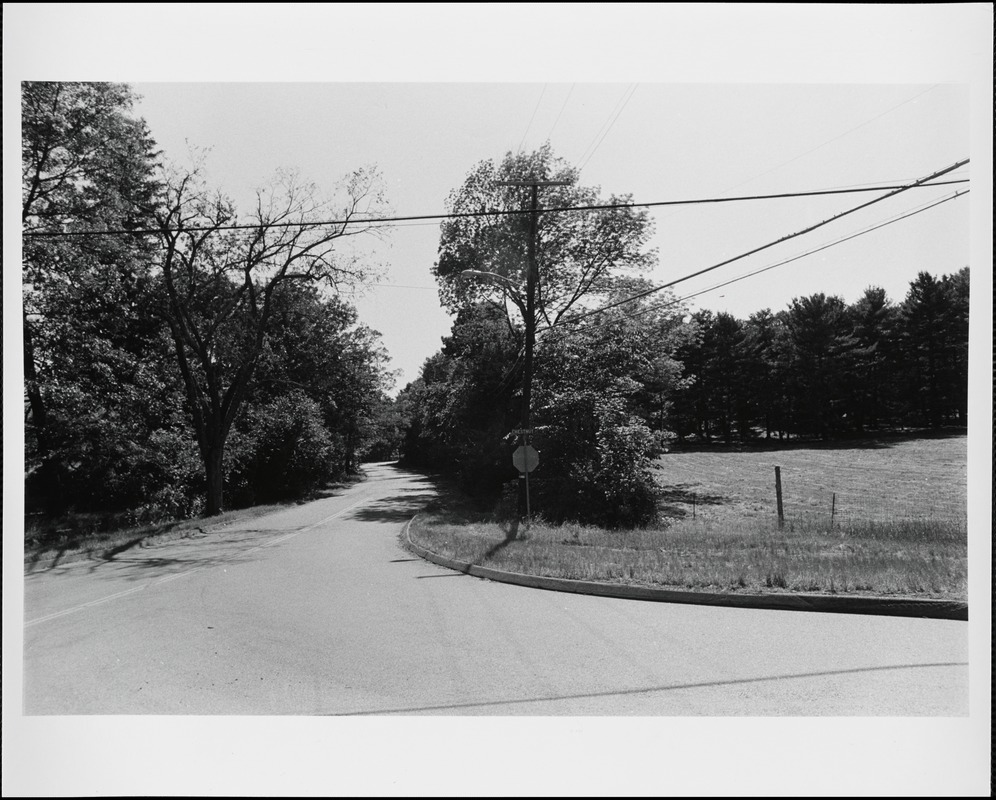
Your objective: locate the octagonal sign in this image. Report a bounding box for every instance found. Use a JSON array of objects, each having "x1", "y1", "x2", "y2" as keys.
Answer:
[{"x1": 512, "y1": 445, "x2": 539, "y2": 473}]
